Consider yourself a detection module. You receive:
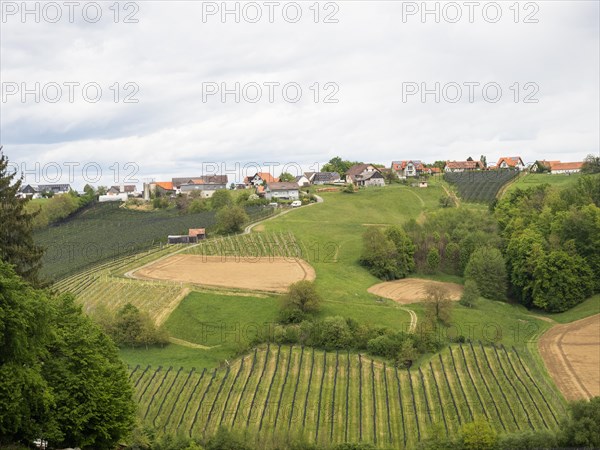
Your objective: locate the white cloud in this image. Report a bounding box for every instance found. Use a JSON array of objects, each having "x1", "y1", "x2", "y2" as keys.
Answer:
[{"x1": 1, "y1": 0, "x2": 598, "y2": 187}]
